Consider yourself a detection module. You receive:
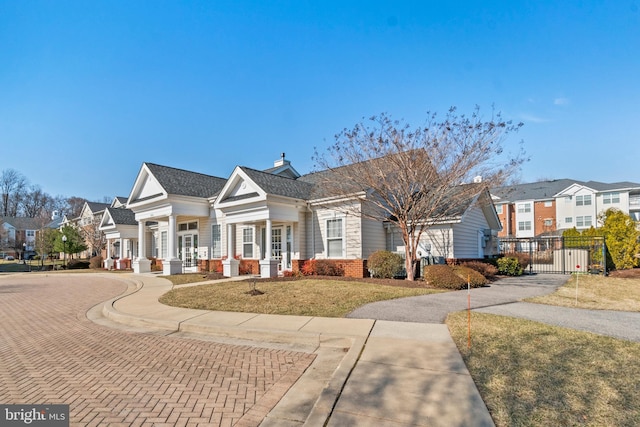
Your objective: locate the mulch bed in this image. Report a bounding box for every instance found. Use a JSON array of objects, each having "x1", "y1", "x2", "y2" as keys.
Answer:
[{"x1": 607, "y1": 268, "x2": 640, "y2": 278}]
